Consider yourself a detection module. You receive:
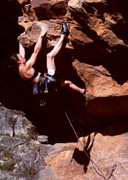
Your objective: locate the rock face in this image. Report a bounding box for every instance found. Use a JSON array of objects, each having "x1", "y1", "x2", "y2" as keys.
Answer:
[
  {"x1": 16, "y1": 0, "x2": 128, "y2": 119},
  {"x1": 1, "y1": 0, "x2": 128, "y2": 179},
  {"x1": 0, "y1": 105, "x2": 36, "y2": 138},
  {"x1": 0, "y1": 104, "x2": 51, "y2": 180},
  {"x1": 43, "y1": 132, "x2": 128, "y2": 180},
  {"x1": 73, "y1": 60, "x2": 128, "y2": 117}
]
